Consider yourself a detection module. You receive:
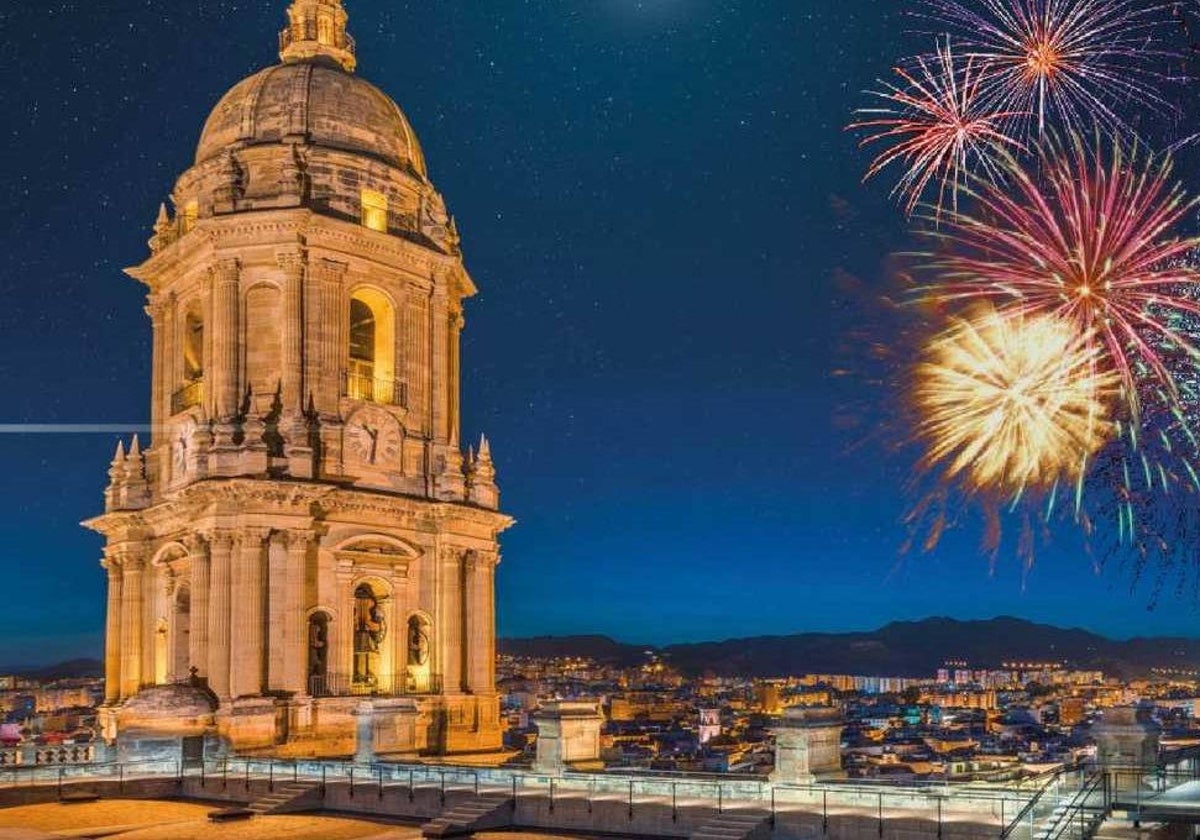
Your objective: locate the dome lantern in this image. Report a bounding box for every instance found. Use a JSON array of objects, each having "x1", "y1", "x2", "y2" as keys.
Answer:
[{"x1": 279, "y1": 0, "x2": 357, "y2": 73}]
